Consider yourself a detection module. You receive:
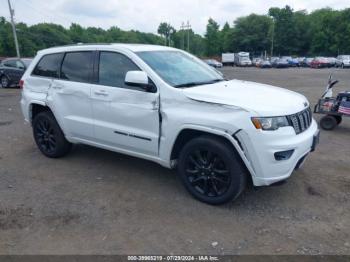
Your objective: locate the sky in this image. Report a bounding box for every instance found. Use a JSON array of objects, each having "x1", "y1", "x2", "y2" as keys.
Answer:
[{"x1": 1, "y1": 0, "x2": 349, "y2": 34}]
